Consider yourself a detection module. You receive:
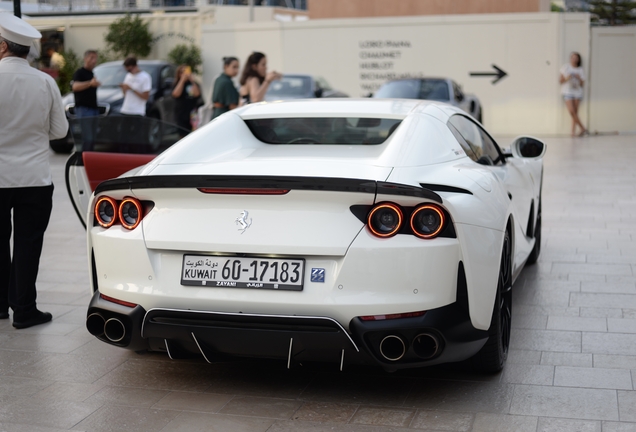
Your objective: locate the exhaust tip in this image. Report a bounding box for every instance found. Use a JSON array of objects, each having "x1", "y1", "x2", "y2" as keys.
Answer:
[
  {"x1": 86, "y1": 313, "x2": 105, "y2": 336},
  {"x1": 104, "y1": 318, "x2": 126, "y2": 343},
  {"x1": 412, "y1": 333, "x2": 440, "y2": 359},
  {"x1": 379, "y1": 335, "x2": 406, "y2": 361}
]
